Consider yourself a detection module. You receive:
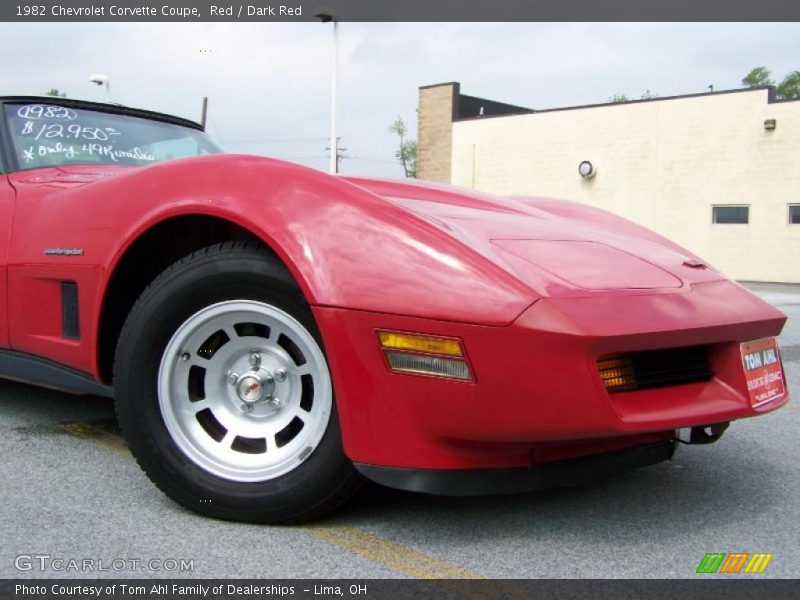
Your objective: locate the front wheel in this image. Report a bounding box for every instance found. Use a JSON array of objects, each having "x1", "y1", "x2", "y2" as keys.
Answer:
[{"x1": 114, "y1": 242, "x2": 362, "y2": 523}]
